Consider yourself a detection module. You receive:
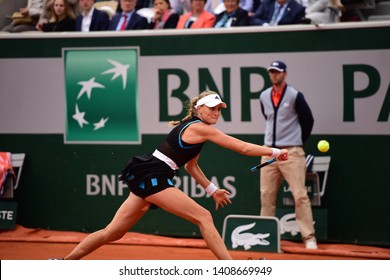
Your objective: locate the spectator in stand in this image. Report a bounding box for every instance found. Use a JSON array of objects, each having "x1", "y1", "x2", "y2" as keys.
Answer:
[
  {"x1": 36, "y1": 0, "x2": 79, "y2": 31},
  {"x1": 176, "y1": 0, "x2": 215, "y2": 28},
  {"x1": 170, "y1": 0, "x2": 214, "y2": 15},
  {"x1": 76, "y1": 0, "x2": 109, "y2": 31},
  {"x1": 214, "y1": 0, "x2": 249, "y2": 27},
  {"x1": 41, "y1": 0, "x2": 76, "y2": 31},
  {"x1": 214, "y1": 0, "x2": 253, "y2": 14},
  {"x1": 108, "y1": 0, "x2": 148, "y2": 30},
  {"x1": 170, "y1": 0, "x2": 190, "y2": 14},
  {"x1": 1, "y1": 0, "x2": 43, "y2": 32},
  {"x1": 148, "y1": 0, "x2": 179, "y2": 29},
  {"x1": 302, "y1": 0, "x2": 344, "y2": 24},
  {"x1": 250, "y1": 0, "x2": 306, "y2": 26}
]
